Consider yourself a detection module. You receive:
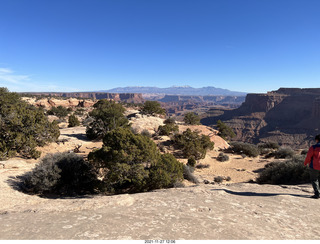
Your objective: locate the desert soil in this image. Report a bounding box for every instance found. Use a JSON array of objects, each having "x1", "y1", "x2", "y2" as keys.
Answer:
[{"x1": 1, "y1": 126, "x2": 319, "y2": 240}]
